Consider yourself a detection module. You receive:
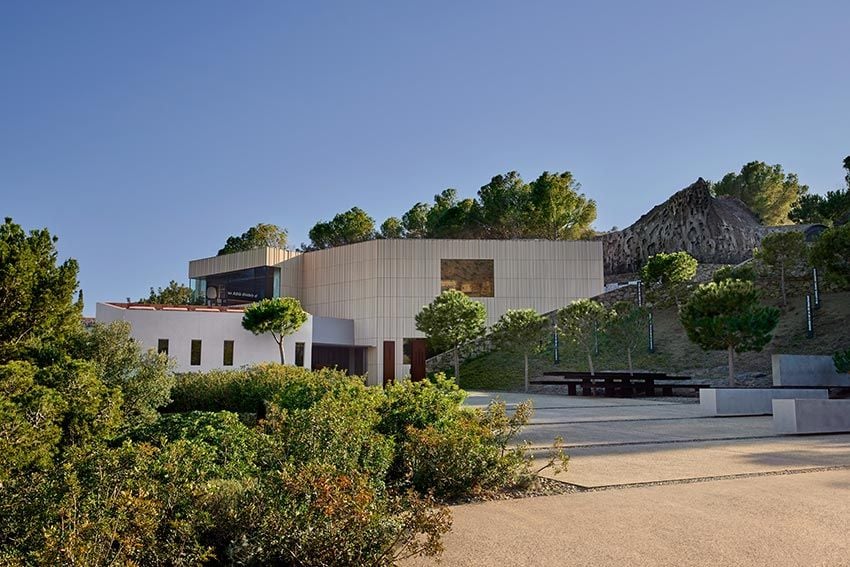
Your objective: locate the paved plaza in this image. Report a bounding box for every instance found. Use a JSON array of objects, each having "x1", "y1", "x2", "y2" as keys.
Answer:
[{"x1": 407, "y1": 391, "x2": 850, "y2": 566}]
